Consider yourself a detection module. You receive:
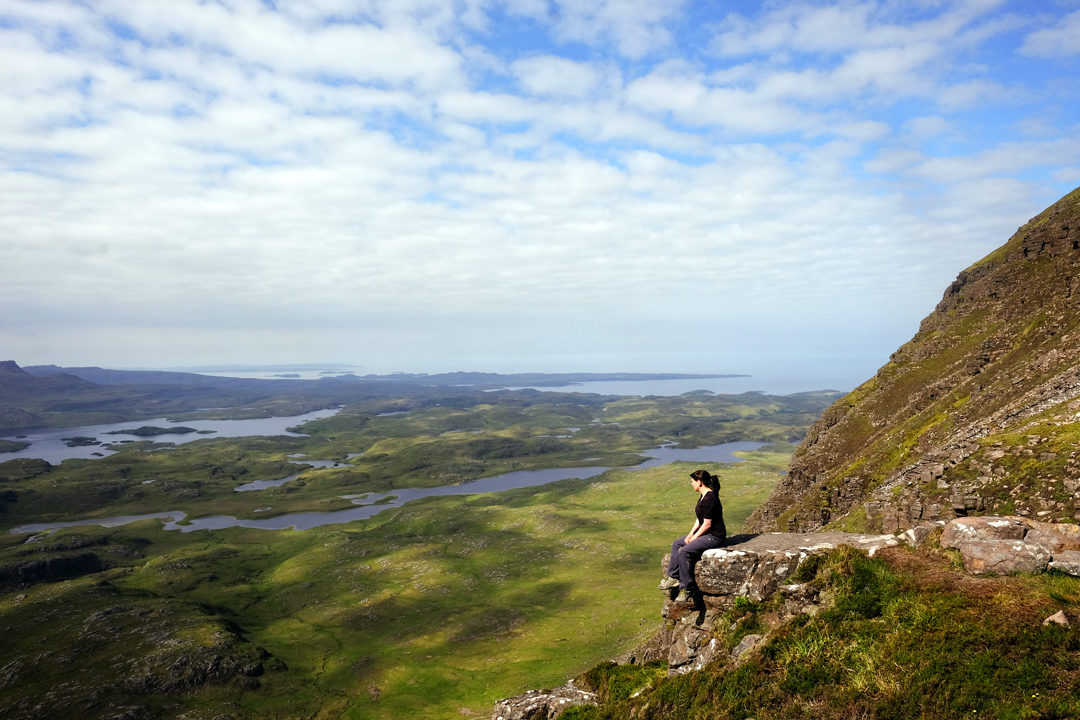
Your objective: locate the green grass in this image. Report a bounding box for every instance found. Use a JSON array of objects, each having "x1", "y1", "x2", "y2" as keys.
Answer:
[
  {"x1": 0, "y1": 436, "x2": 792, "y2": 719},
  {"x1": 564, "y1": 546, "x2": 1080, "y2": 720},
  {"x1": 1, "y1": 393, "x2": 832, "y2": 530}
]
